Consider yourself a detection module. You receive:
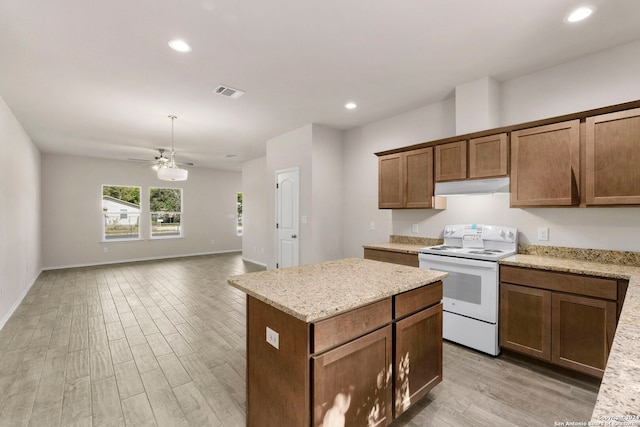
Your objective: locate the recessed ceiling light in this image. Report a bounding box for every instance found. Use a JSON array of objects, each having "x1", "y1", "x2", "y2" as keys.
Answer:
[
  {"x1": 566, "y1": 6, "x2": 594, "y2": 23},
  {"x1": 168, "y1": 39, "x2": 192, "y2": 52},
  {"x1": 345, "y1": 102, "x2": 357, "y2": 110}
]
